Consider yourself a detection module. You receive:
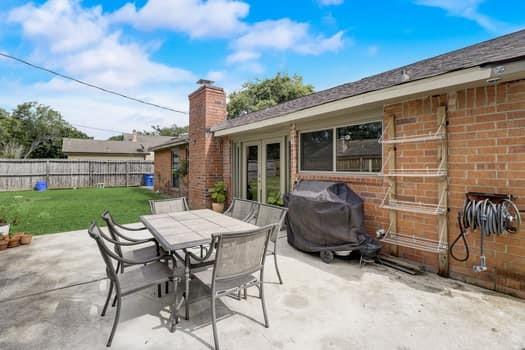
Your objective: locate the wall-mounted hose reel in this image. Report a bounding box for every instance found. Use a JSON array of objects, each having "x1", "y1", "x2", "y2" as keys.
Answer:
[{"x1": 451, "y1": 192, "x2": 522, "y2": 272}]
